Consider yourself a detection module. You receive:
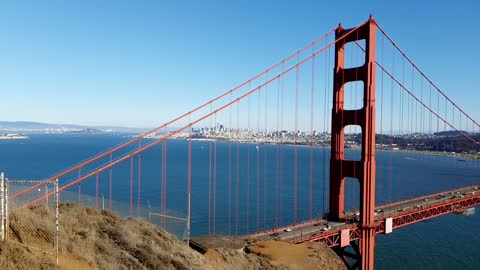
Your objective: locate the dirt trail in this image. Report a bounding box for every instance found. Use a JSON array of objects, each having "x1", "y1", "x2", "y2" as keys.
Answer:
[
  {"x1": 58, "y1": 253, "x2": 94, "y2": 270},
  {"x1": 248, "y1": 240, "x2": 346, "y2": 270}
]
